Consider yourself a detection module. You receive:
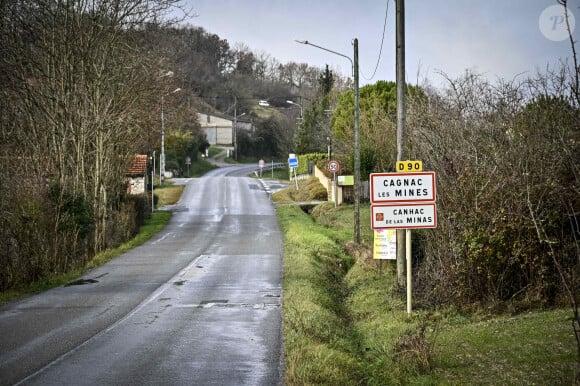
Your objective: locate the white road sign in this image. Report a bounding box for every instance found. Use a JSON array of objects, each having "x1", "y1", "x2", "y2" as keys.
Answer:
[
  {"x1": 371, "y1": 203, "x2": 437, "y2": 229},
  {"x1": 370, "y1": 172, "x2": 436, "y2": 203}
]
